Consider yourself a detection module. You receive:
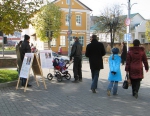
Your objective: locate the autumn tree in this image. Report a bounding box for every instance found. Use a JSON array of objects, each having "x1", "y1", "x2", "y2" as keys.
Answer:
[
  {"x1": 96, "y1": 5, "x2": 125, "y2": 48},
  {"x1": 145, "y1": 20, "x2": 150, "y2": 41},
  {"x1": 31, "y1": 3, "x2": 62, "y2": 49},
  {"x1": 0, "y1": 0, "x2": 43, "y2": 35}
]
